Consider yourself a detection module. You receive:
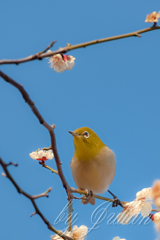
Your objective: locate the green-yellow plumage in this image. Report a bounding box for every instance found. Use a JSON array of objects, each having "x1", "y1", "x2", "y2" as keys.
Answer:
[{"x1": 70, "y1": 127, "x2": 116, "y2": 205}]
